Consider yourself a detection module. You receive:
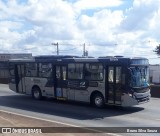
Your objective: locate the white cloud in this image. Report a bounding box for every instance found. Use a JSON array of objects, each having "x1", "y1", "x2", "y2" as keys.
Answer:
[
  {"x1": 74, "y1": 0, "x2": 123, "y2": 11},
  {"x1": 0, "y1": 0, "x2": 84, "y2": 53},
  {"x1": 0, "y1": 21, "x2": 23, "y2": 30},
  {"x1": 120, "y1": 0, "x2": 160, "y2": 31},
  {"x1": 0, "y1": 0, "x2": 160, "y2": 63},
  {"x1": 77, "y1": 9, "x2": 123, "y2": 46}
]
